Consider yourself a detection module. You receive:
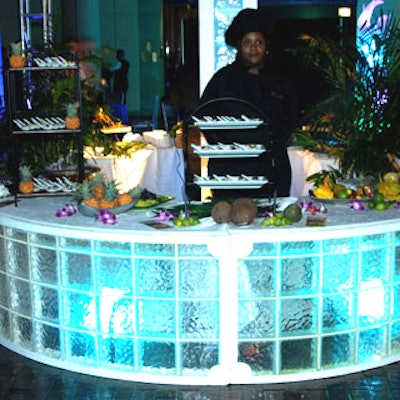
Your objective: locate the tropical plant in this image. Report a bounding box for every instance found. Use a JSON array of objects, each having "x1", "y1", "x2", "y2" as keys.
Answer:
[{"x1": 293, "y1": 15, "x2": 400, "y2": 177}]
